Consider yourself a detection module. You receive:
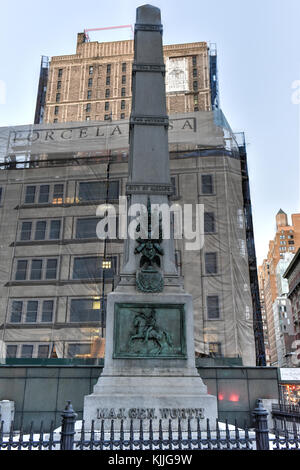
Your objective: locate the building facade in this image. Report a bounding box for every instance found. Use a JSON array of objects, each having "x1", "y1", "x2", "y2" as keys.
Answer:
[
  {"x1": 258, "y1": 210, "x2": 300, "y2": 365},
  {"x1": 35, "y1": 35, "x2": 218, "y2": 125},
  {"x1": 284, "y1": 248, "x2": 300, "y2": 365},
  {"x1": 0, "y1": 111, "x2": 256, "y2": 365}
]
